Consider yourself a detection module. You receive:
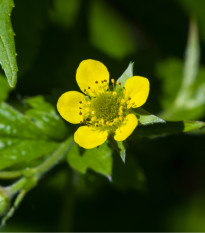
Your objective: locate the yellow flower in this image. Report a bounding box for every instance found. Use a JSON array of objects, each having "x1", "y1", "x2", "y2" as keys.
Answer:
[{"x1": 57, "y1": 59, "x2": 149, "y2": 149}]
